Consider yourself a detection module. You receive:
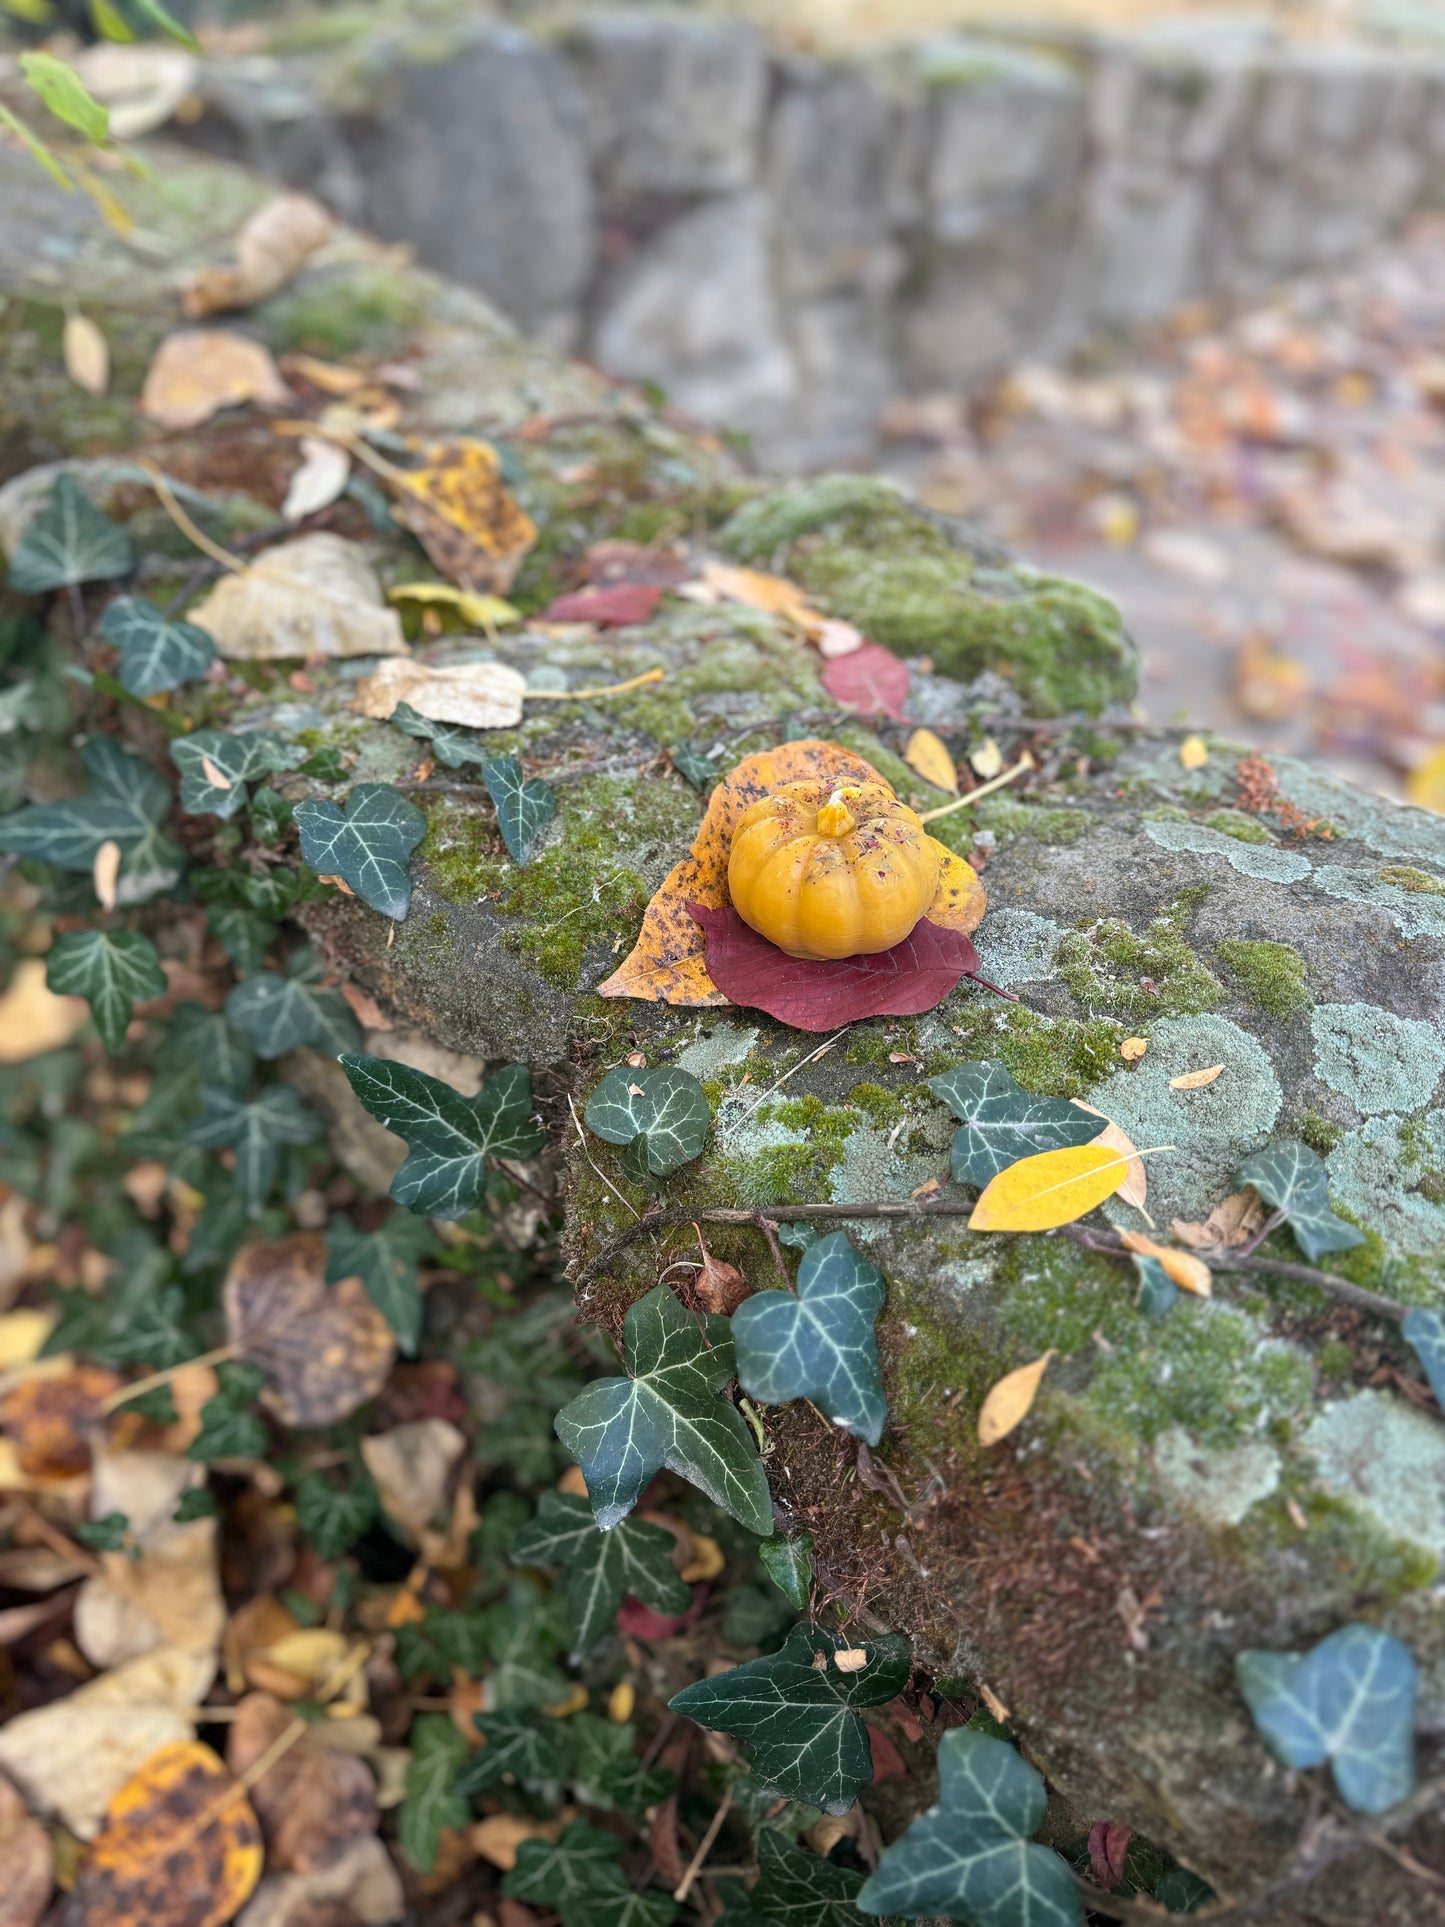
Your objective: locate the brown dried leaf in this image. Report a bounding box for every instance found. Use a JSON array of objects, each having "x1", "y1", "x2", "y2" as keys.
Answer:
[
  {"x1": 359, "y1": 1417, "x2": 465, "y2": 1544},
  {"x1": 471, "y1": 1814, "x2": 559, "y2": 1871},
  {"x1": 223, "y1": 1233, "x2": 396, "y2": 1427},
  {"x1": 183, "y1": 194, "x2": 333, "y2": 319},
  {"x1": 1172, "y1": 1189, "x2": 1265, "y2": 1253},
  {"x1": 233, "y1": 1835, "x2": 403, "y2": 1927},
  {"x1": 189, "y1": 534, "x2": 406, "y2": 662},
  {"x1": 0, "y1": 958, "x2": 90, "y2": 1064},
  {"x1": 698, "y1": 561, "x2": 815, "y2": 622},
  {"x1": 978, "y1": 1350, "x2": 1055, "y2": 1447},
  {"x1": 140, "y1": 329, "x2": 292, "y2": 431},
  {"x1": 1, "y1": 1362, "x2": 119, "y2": 1478},
  {"x1": 1118, "y1": 1231, "x2": 1212, "y2": 1298},
  {"x1": 1169, "y1": 1064, "x2": 1224, "y2": 1090},
  {"x1": 351, "y1": 654, "x2": 525, "y2": 729},
  {"x1": 389, "y1": 441, "x2": 537, "y2": 594},
  {"x1": 691, "y1": 1223, "x2": 748, "y2": 1317},
  {"x1": 0, "y1": 1768, "x2": 52, "y2": 1927},
  {"x1": 227, "y1": 1693, "x2": 378, "y2": 1874},
  {"x1": 74, "y1": 1448, "x2": 224, "y2": 1668},
  {"x1": 1119, "y1": 1037, "x2": 1148, "y2": 1064},
  {"x1": 67, "y1": 1740, "x2": 262, "y2": 1927}
]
